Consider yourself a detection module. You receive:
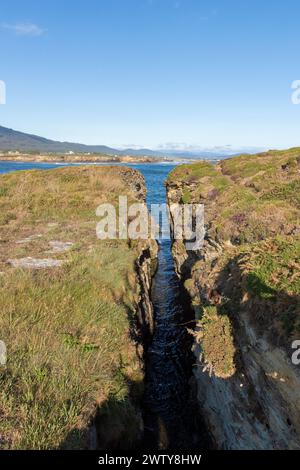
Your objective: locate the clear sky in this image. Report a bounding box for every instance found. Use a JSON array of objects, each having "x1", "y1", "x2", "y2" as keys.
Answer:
[{"x1": 1, "y1": 0, "x2": 300, "y2": 151}]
